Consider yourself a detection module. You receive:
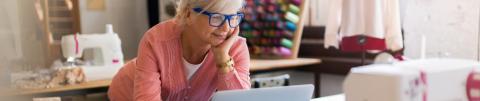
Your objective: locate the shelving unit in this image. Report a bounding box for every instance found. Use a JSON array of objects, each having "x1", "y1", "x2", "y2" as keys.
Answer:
[{"x1": 240, "y1": 0, "x2": 309, "y2": 59}]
